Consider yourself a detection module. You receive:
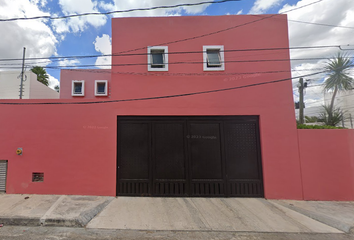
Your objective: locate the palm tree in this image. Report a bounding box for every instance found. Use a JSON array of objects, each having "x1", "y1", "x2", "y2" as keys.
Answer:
[
  {"x1": 30, "y1": 66, "x2": 49, "y2": 86},
  {"x1": 318, "y1": 105, "x2": 344, "y2": 126},
  {"x1": 324, "y1": 53, "x2": 354, "y2": 113}
]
